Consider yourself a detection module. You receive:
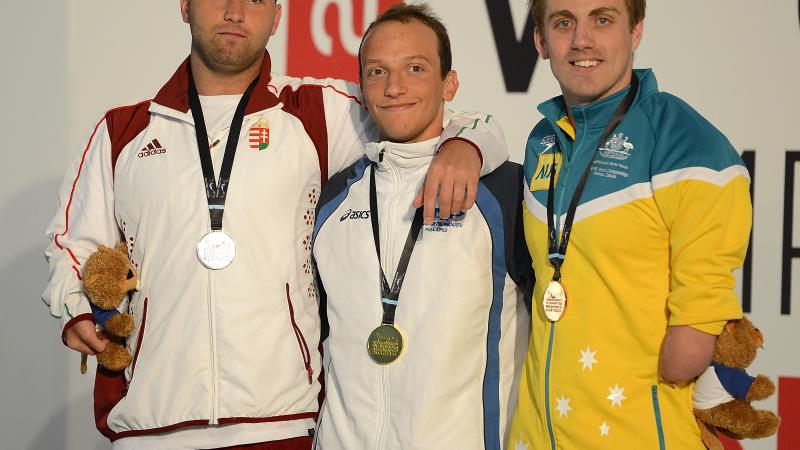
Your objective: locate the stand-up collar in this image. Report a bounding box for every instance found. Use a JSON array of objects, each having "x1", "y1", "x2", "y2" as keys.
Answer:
[
  {"x1": 152, "y1": 50, "x2": 281, "y2": 115},
  {"x1": 537, "y1": 68, "x2": 657, "y2": 131},
  {"x1": 365, "y1": 137, "x2": 440, "y2": 170}
]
